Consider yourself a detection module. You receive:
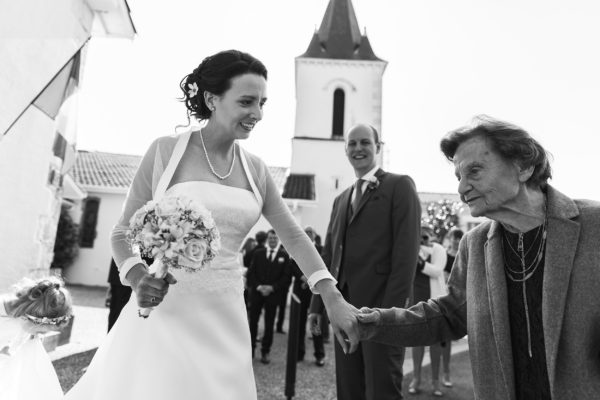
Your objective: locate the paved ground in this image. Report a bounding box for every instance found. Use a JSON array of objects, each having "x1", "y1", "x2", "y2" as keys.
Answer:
[{"x1": 51, "y1": 284, "x2": 471, "y2": 399}]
